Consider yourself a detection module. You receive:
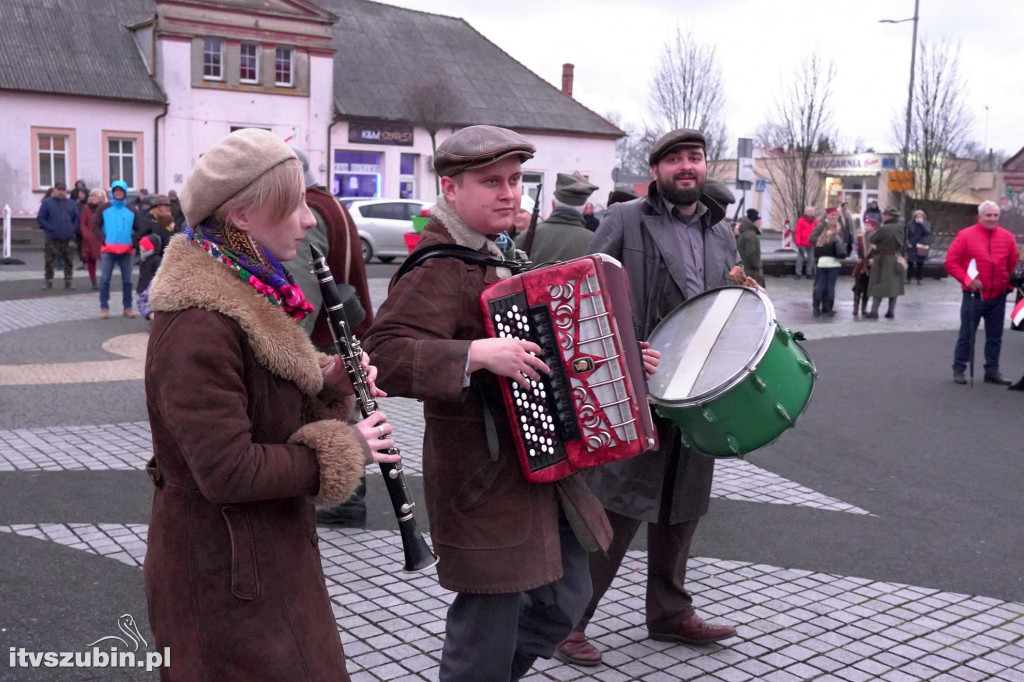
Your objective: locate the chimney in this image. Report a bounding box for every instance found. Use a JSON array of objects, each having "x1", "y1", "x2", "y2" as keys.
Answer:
[{"x1": 561, "y1": 63, "x2": 574, "y2": 98}]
